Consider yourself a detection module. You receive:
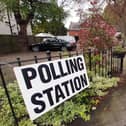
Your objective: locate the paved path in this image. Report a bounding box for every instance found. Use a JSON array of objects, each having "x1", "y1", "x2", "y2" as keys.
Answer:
[{"x1": 69, "y1": 73, "x2": 126, "y2": 126}]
